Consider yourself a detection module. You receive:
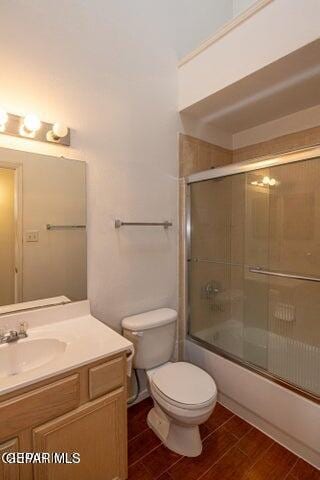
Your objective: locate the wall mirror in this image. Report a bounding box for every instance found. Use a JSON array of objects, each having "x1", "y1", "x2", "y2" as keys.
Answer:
[{"x1": 0, "y1": 147, "x2": 86, "y2": 310}]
